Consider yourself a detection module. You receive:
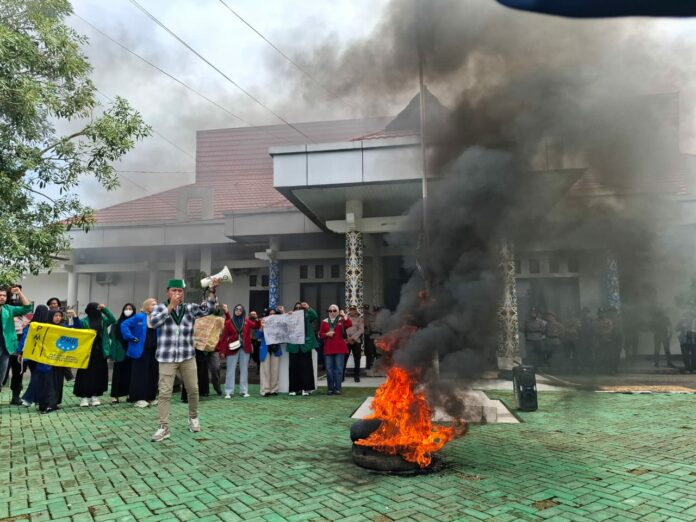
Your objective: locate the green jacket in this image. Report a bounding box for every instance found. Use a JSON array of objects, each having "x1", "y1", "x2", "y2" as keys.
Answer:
[
  {"x1": 1, "y1": 303, "x2": 34, "y2": 354},
  {"x1": 81, "y1": 307, "x2": 117, "y2": 358},
  {"x1": 109, "y1": 321, "x2": 127, "y2": 362},
  {"x1": 286, "y1": 308, "x2": 319, "y2": 353}
]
